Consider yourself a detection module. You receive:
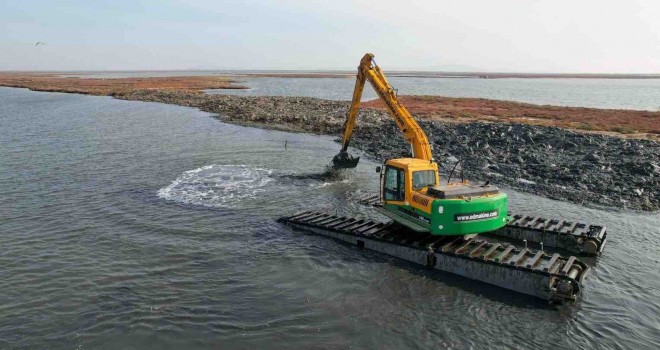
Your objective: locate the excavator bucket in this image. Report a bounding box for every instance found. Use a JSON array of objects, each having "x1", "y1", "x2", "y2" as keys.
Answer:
[{"x1": 332, "y1": 152, "x2": 360, "y2": 169}]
